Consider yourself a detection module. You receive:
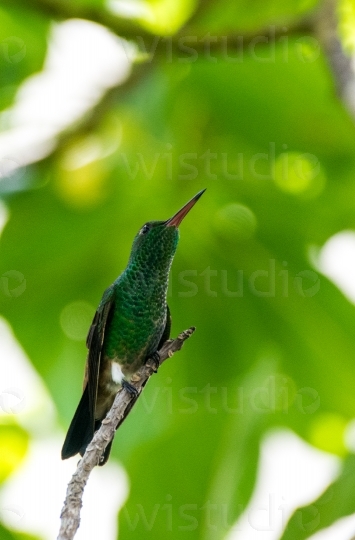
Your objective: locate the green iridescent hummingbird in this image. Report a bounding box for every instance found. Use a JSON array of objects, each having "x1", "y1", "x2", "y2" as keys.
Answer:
[{"x1": 61, "y1": 189, "x2": 205, "y2": 465}]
